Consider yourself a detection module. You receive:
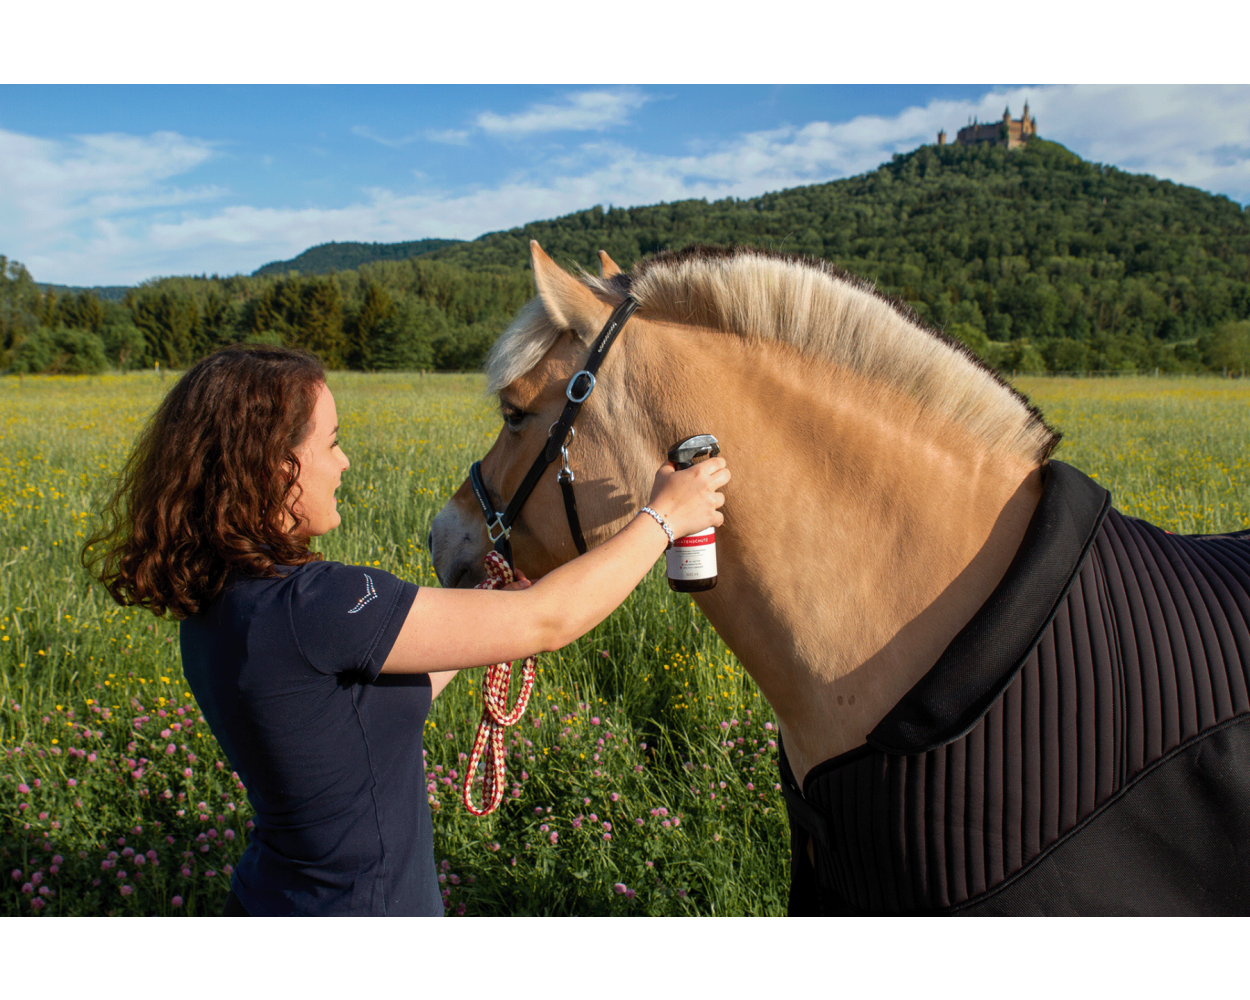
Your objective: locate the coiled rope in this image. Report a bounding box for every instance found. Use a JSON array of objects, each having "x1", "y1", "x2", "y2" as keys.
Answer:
[{"x1": 462, "y1": 550, "x2": 537, "y2": 816}]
